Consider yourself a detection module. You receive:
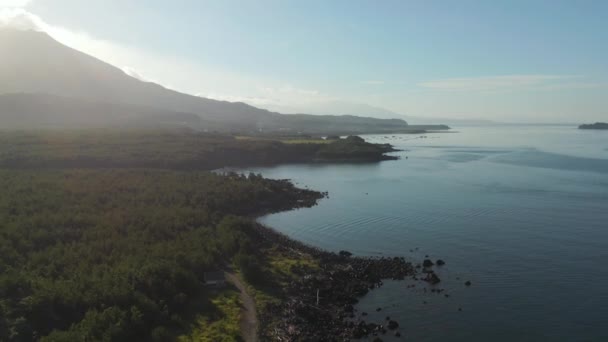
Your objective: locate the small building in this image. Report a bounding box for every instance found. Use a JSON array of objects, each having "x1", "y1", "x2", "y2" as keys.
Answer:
[{"x1": 204, "y1": 271, "x2": 226, "y2": 287}]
